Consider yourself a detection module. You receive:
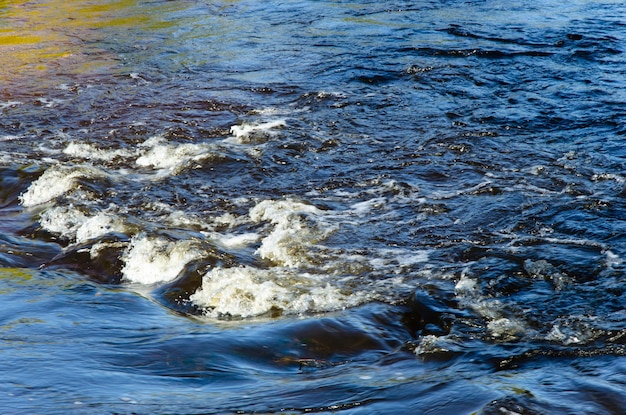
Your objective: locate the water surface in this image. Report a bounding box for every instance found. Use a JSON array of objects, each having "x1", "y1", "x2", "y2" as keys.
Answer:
[{"x1": 1, "y1": 1, "x2": 626, "y2": 413}]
